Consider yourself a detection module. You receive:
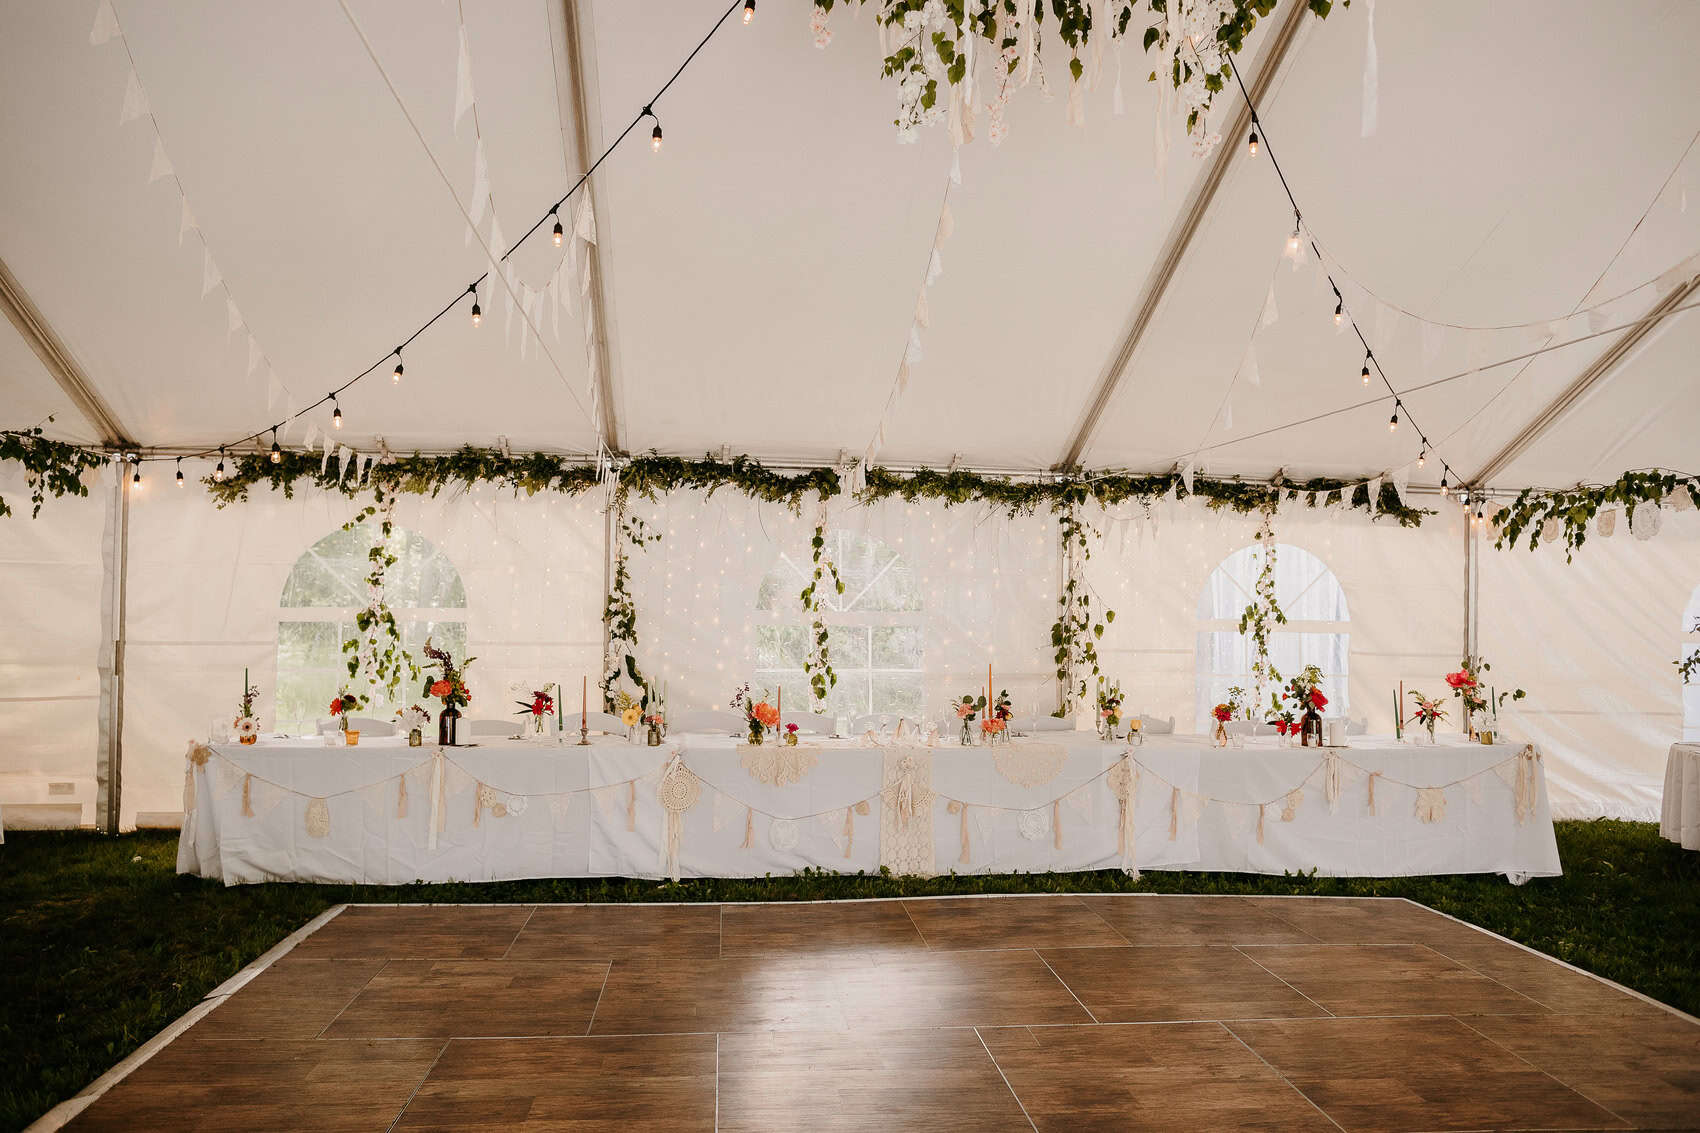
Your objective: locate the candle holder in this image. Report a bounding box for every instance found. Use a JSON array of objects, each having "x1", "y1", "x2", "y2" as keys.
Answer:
[{"x1": 577, "y1": 724, "x2": 592, "y2": 746}]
